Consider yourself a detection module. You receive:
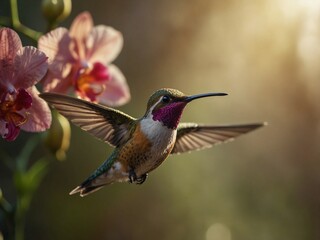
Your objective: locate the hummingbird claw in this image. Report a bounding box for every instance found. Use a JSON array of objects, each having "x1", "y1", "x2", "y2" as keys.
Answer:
[
  {"x1": 128, "y1": 168, "x2": 137, "y2": 183},
  {"x1": 128, "y1": 168, "x2": 148, "y2": 185},
  {"x1": 135, "y1": 173, "x2": 148, "y2": 185}
]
